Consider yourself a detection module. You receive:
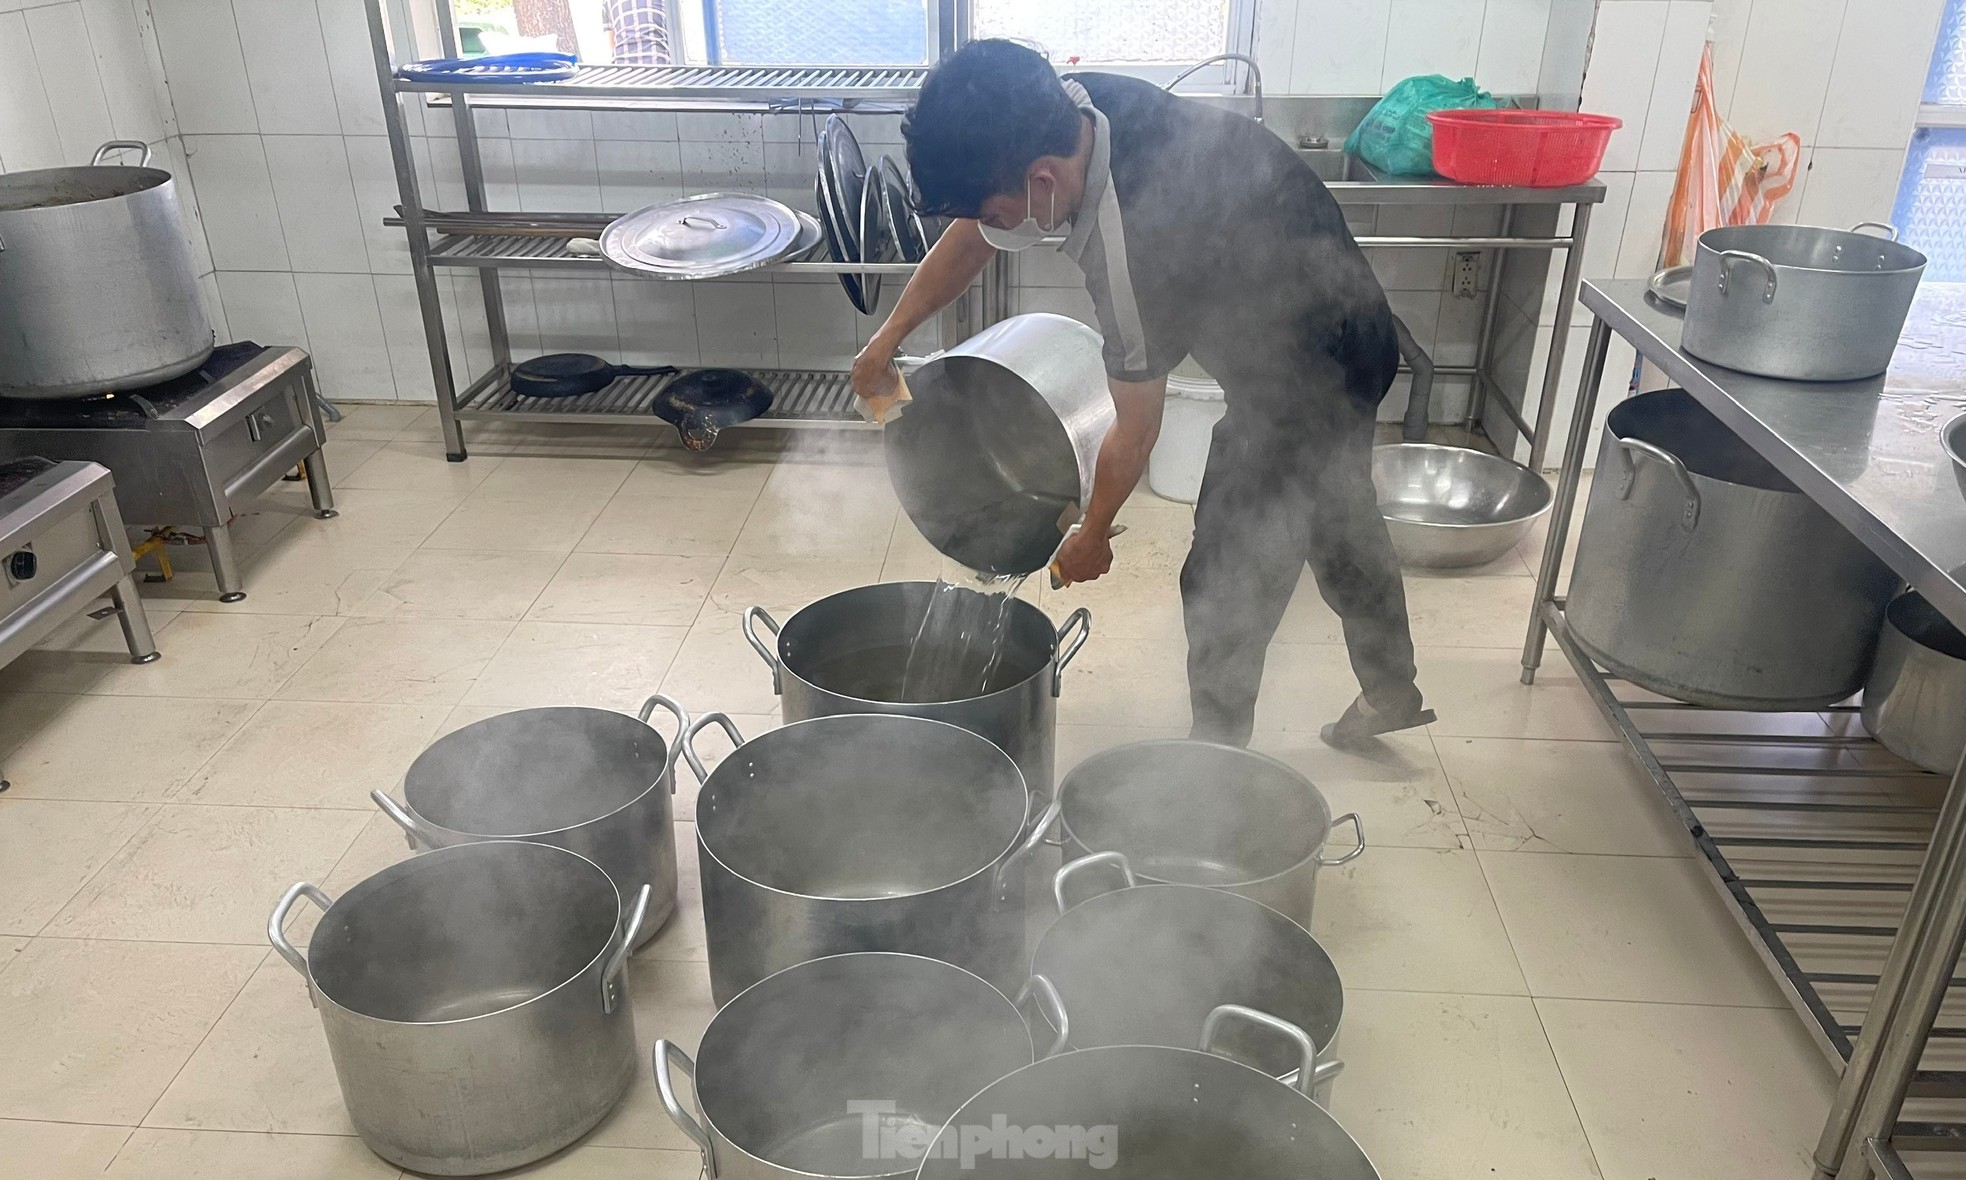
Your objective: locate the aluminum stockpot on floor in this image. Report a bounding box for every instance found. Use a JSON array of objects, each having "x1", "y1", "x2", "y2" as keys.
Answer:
[
  {"x1": 654, "y1": 953, "x2": 1039, "y2": 1180},
  {"x1": 267, "y1": 842, "x2": 651, "y2": 1176},
  {"x1": 1052, "y1": 740, "x2": 1364, "y2": 928},
  {"x1": 913, "y1": 1043, "x2": 1382, "y2": 1180},
  {"x1": 369, "y1": 694, "x2": 689, "y2": 948},
  {"x1": 744, "y1": 580, "x2": 1090, "y2": 798},
  {"x1": 680, "y1": 712, "x2": 1043, "y2": 1006},
  {"x1": 1030, "y1": 852, "x2": 1346, "y2": 1105}
]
